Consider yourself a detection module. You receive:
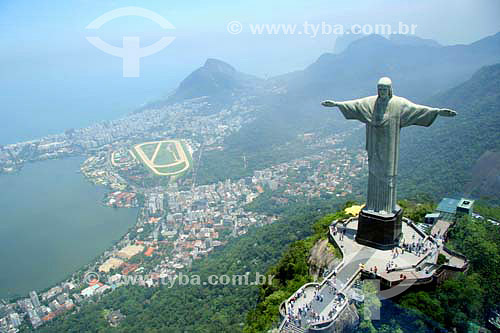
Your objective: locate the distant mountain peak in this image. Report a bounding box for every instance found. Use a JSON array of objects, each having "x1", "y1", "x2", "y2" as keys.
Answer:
[
  {"x1": 169, "y1": 58, "x2": 262, "y2": 104},
  {"x1": 345, "y1": 34, "x2": 392, "y2": 51},
  {"x1": 203, "y1": 58, "x2": 237, "y2": 74}
]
